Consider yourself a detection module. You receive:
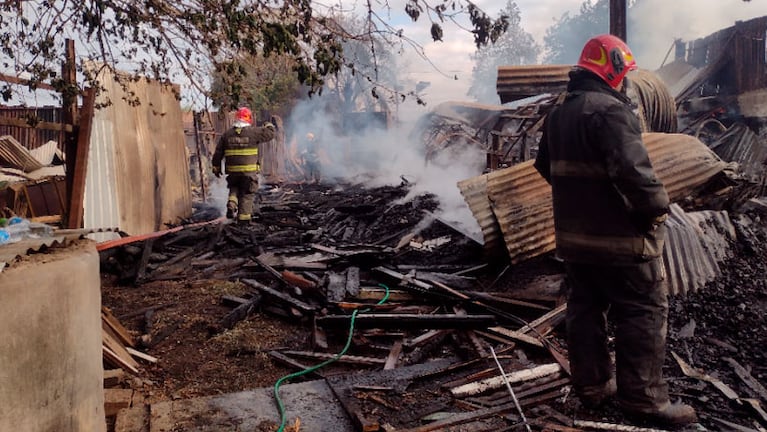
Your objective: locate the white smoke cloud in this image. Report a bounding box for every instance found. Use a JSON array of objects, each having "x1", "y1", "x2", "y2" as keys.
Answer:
[{"x1": 285, "y1": 95, "x2": 485, "y2": 240}]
